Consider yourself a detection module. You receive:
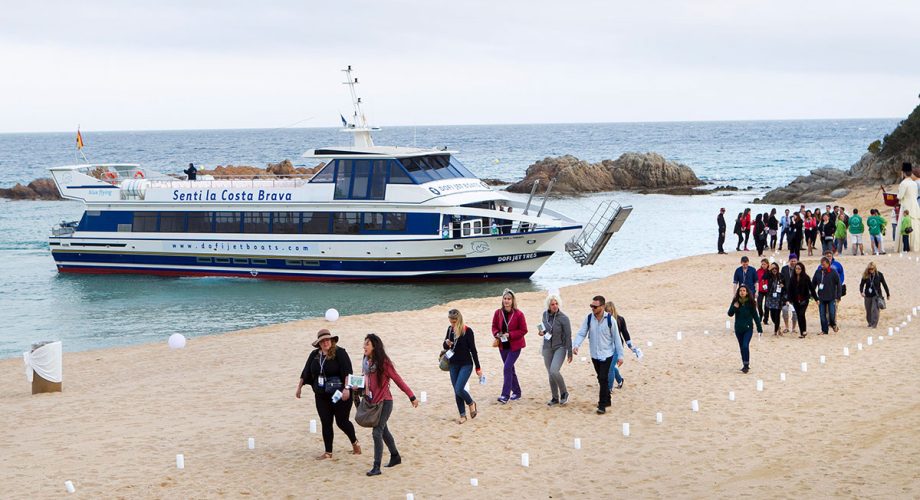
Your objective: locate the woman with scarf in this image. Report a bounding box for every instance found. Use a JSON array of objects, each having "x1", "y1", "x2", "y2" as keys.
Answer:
[{"x1": 728, "y1": 284, "x2": 763, "y2": 373}]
